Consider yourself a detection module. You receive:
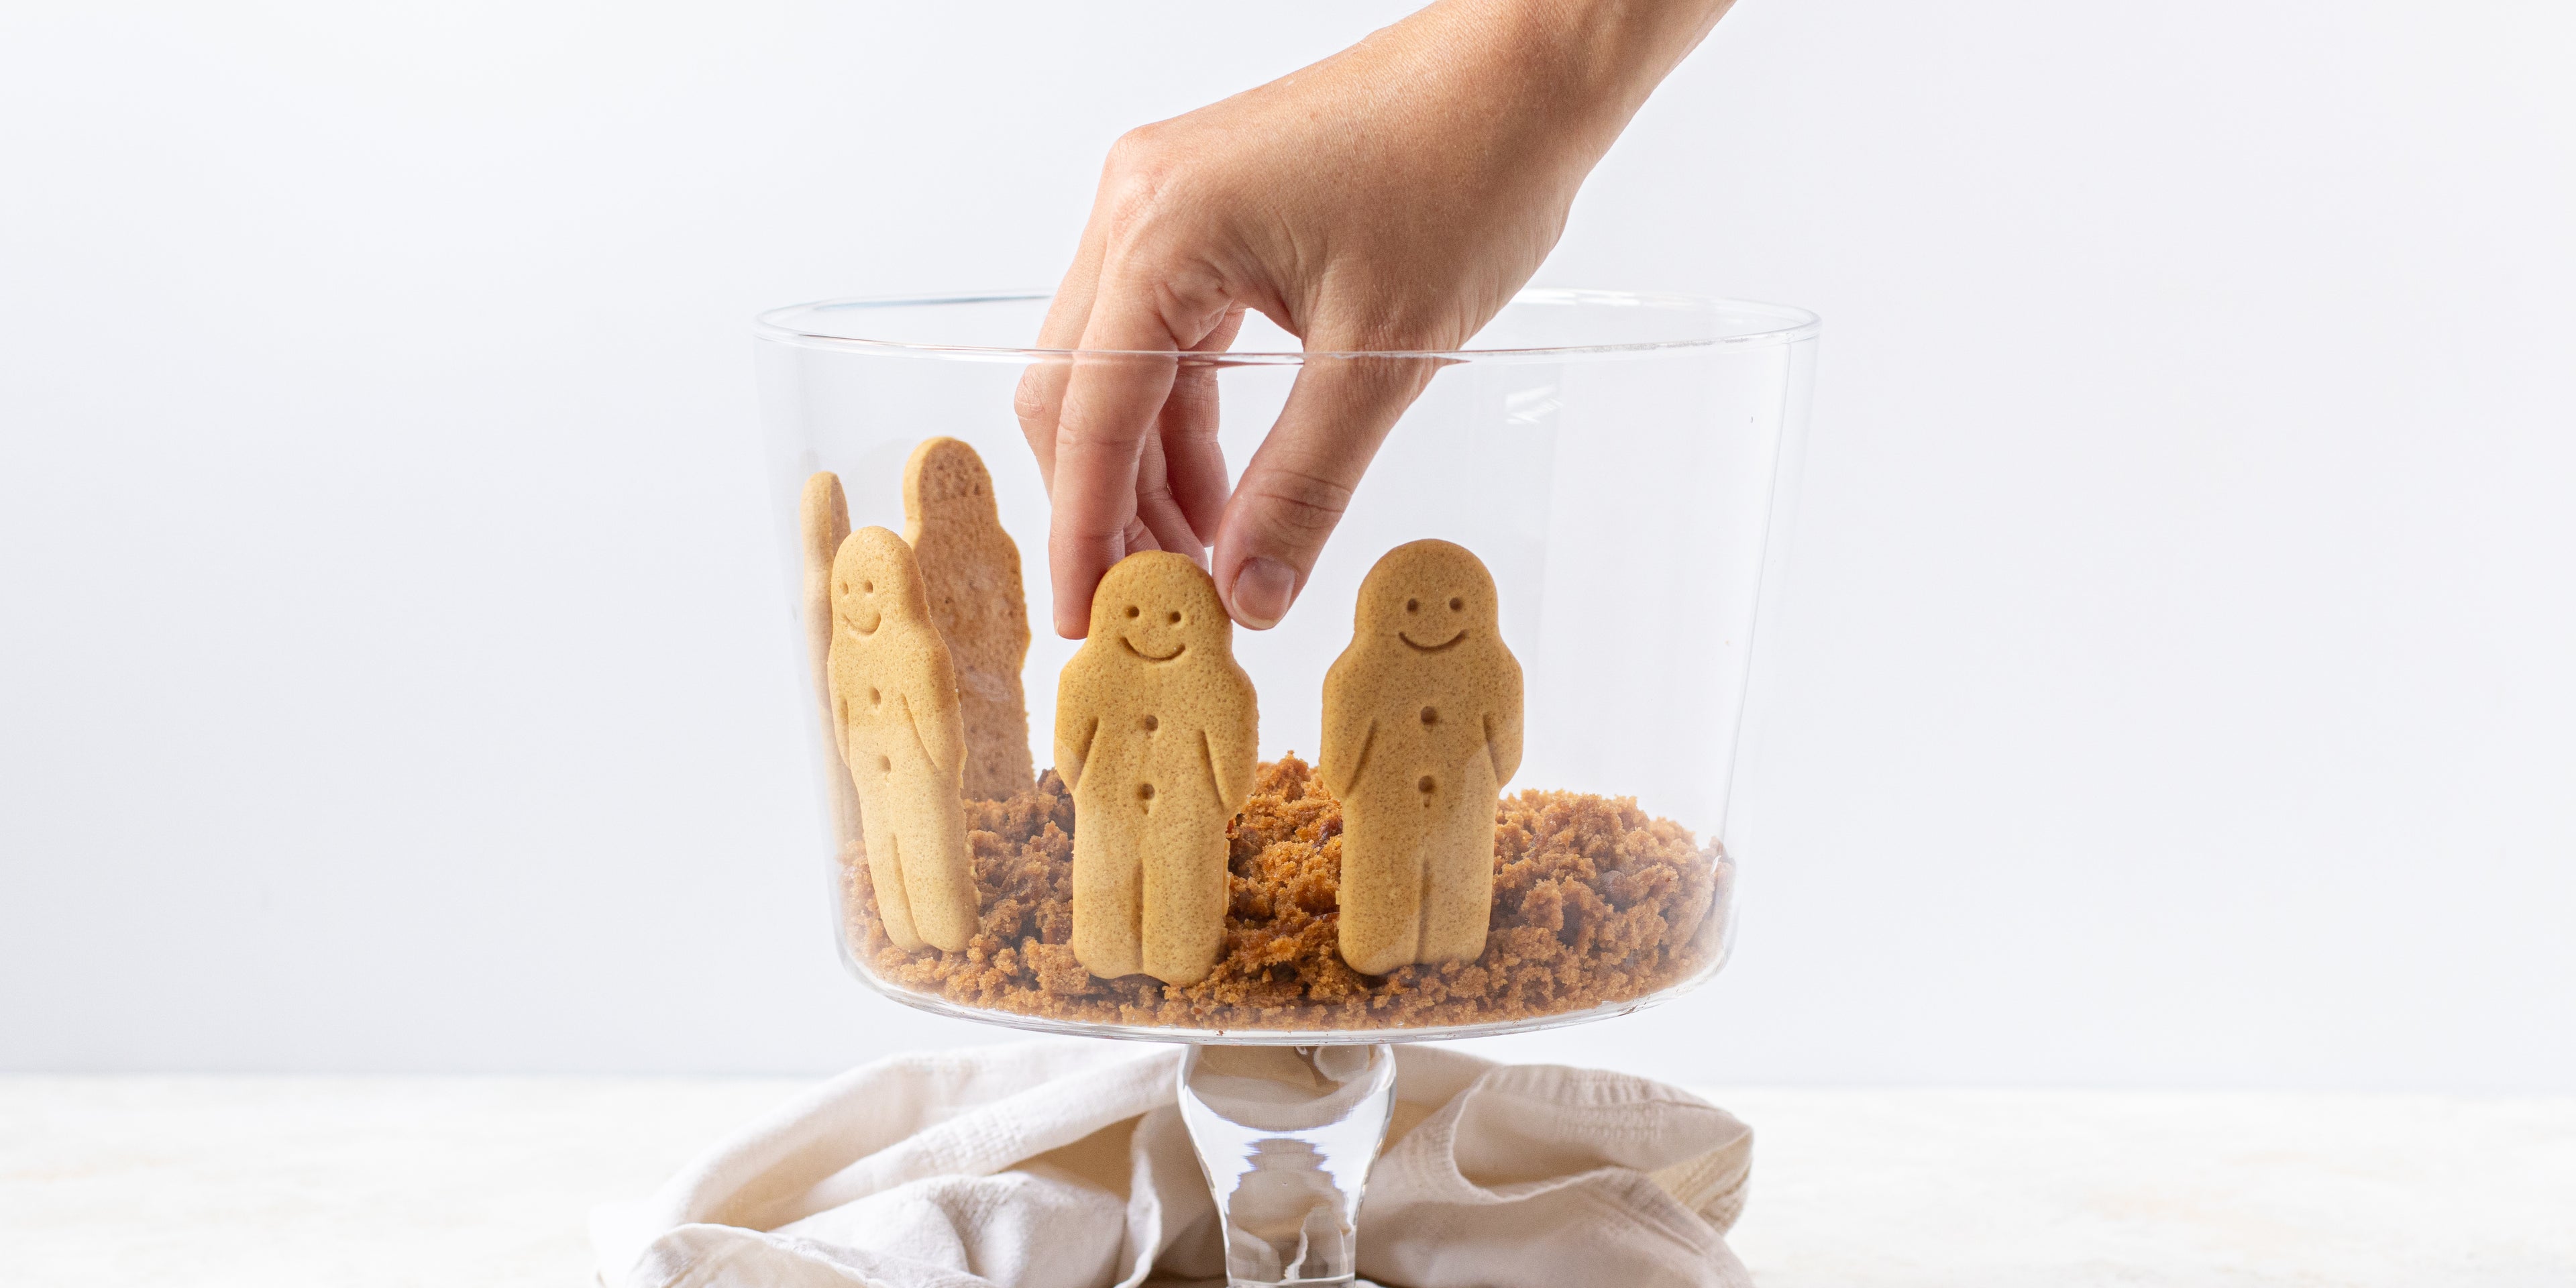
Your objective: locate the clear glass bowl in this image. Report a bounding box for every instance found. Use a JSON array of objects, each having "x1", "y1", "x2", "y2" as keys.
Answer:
[{"x1": 755, "y1": 290, "x2": 1817, "y2": 1045}]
